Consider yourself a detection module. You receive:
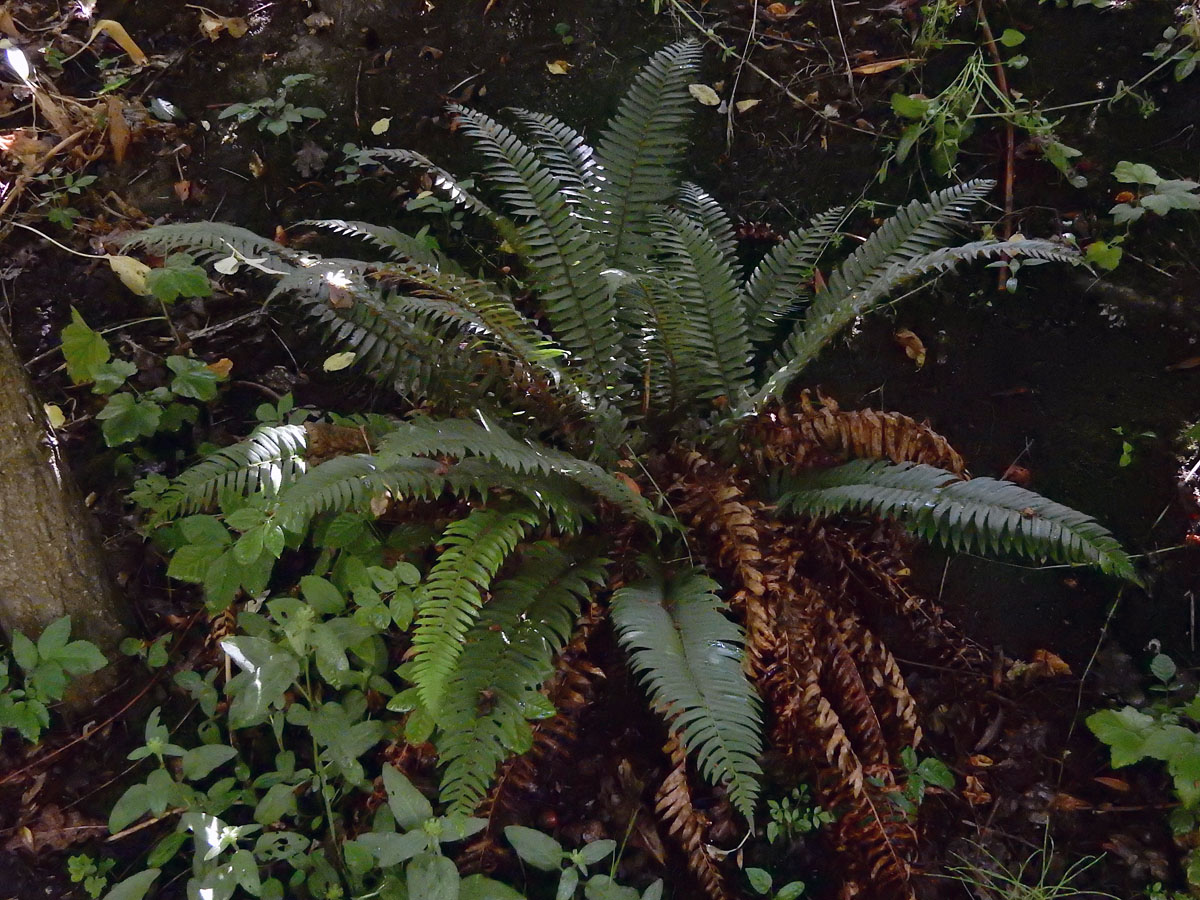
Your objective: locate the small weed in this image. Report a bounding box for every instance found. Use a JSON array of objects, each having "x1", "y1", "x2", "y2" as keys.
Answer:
[
  {"x1": 765, "y1": 785, "x2": 834, "y2": 844},
  {"x1": 219, "y1": 73, "x2": 326, "y2": 136},
  {"x1": 943, "y1": 838, "x2": 1116, "y2": 899},
  {"x1": 745, "y1": 866, "x2": 807, "y2": 900}
]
